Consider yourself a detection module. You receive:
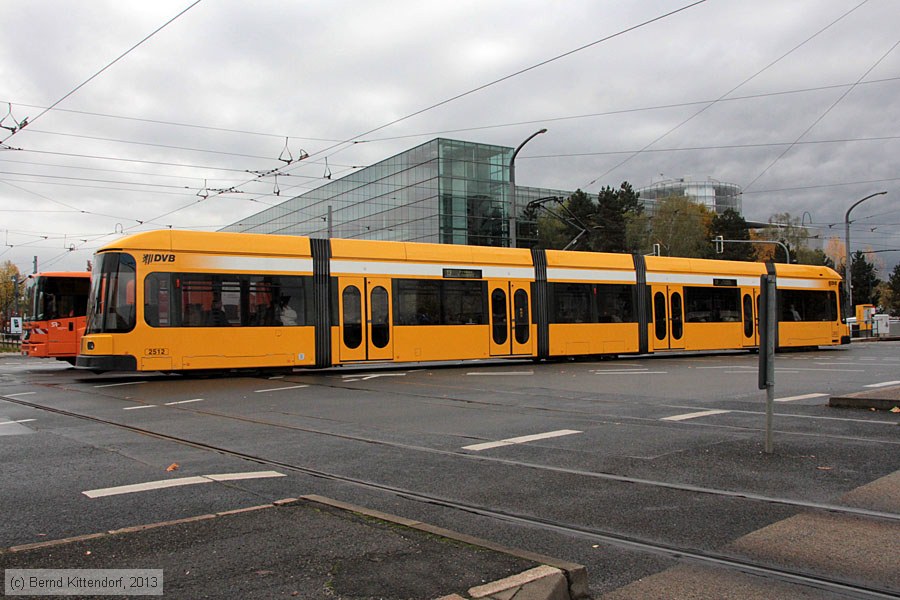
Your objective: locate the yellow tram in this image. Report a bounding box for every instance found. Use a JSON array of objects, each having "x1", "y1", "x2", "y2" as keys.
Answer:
[{"x1": 76, "y1": 230, "x2": 849, "y2": 372}]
